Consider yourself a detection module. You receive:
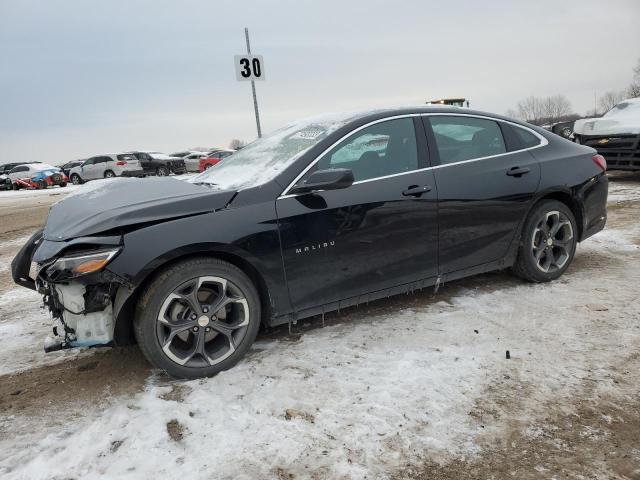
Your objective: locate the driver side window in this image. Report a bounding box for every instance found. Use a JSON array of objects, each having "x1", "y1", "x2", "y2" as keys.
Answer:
[{"x1": 313, "y1": 117, "x2": 418, "y2": 182}]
